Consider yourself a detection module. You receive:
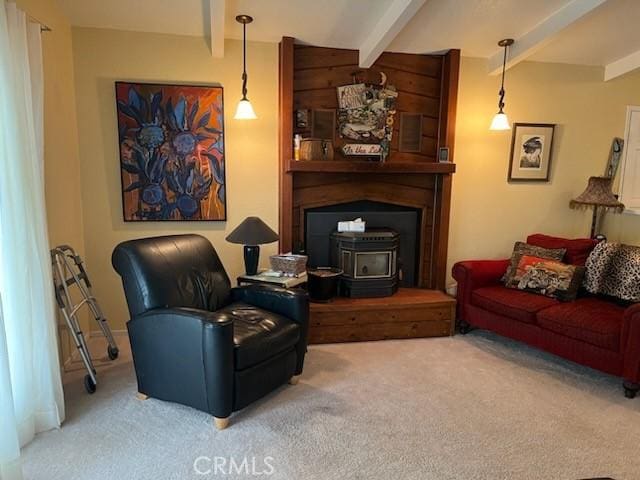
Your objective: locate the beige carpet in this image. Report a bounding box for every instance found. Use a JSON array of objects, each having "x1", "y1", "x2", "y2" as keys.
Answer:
[{"x1": 22, "y1": 331, "x2": 640, "y2": 479}]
